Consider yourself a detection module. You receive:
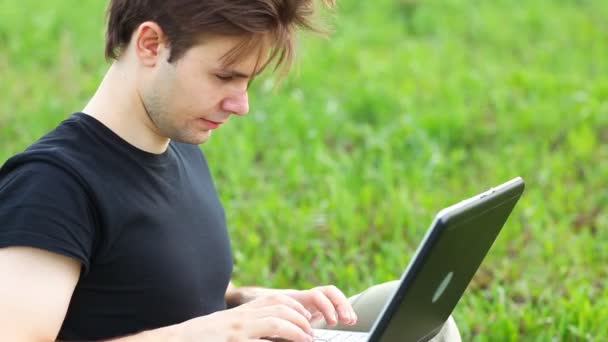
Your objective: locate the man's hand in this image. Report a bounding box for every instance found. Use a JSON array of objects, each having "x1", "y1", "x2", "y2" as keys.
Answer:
[
  {"x1": 172, "y1": 293, "x2": 315, "y2": 342},
  {"x1": 281, "y1": 286, "x2": 358, "y2": 327},
  {"x1": 227, "y1": 284, "x2": 358, "y2": 327}
]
